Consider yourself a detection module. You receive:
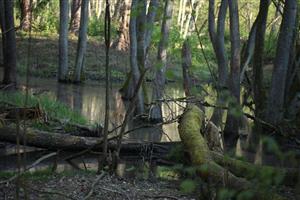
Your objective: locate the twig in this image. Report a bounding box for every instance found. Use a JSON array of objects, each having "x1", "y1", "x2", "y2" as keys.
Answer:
[
  {"x1": 83, "y1": 171, "x2": 106, "y2": 200},
  {"x1": 0, "y1": 152, "x2": 57, "y2": 185}
]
